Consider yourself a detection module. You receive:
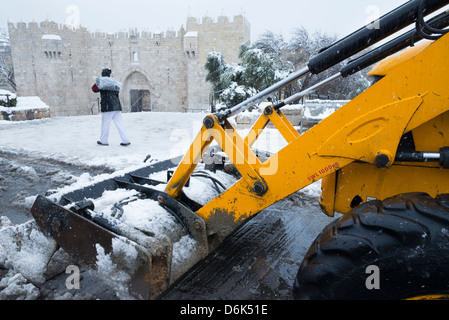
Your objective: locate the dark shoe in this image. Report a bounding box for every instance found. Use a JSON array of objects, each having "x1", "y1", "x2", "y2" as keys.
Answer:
[
  {"x1": 97, "y1": 141, "x2": 109, "y2": 146},
  {"x1": 120, "y1": 142, "x2": 131, "y2": 146}
]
